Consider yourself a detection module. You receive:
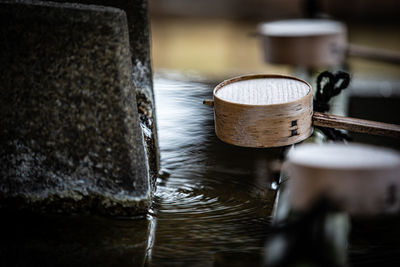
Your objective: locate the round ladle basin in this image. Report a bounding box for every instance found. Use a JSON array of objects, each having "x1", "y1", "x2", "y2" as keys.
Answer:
[{"x1": 203, "y1": 74, "x2": 400, "y2": 148}]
